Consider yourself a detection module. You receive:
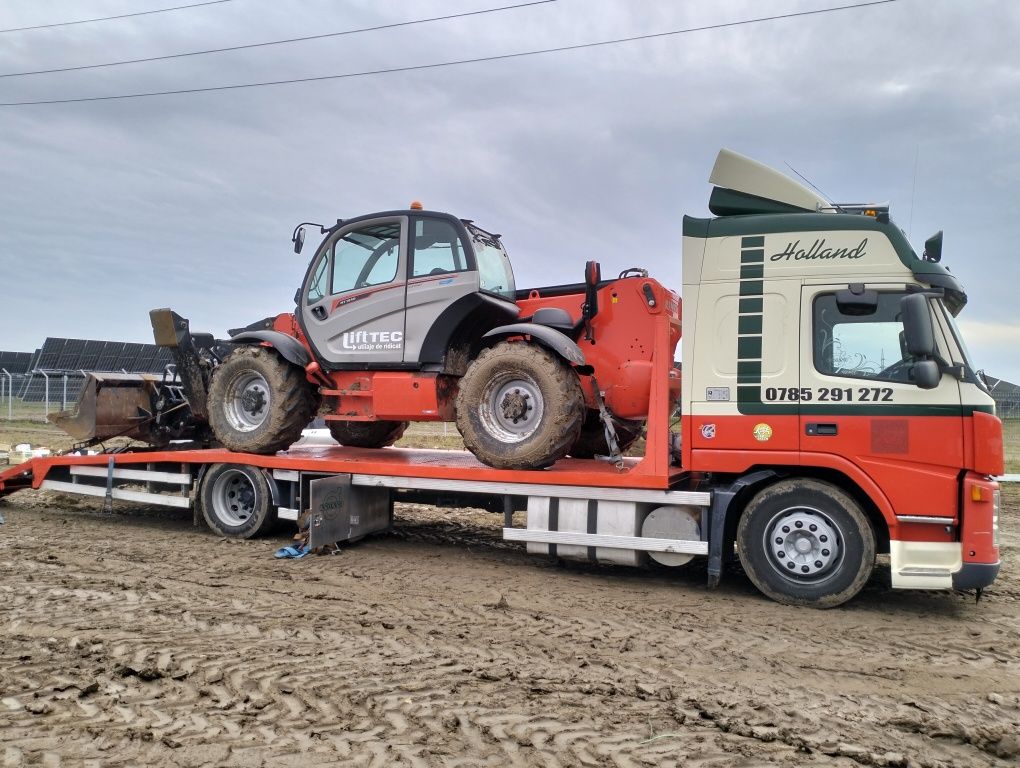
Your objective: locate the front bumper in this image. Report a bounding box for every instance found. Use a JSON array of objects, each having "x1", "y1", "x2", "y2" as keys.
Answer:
[{"x1": 953, "y1": 561, "x2": 1000, "y2": 591}]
